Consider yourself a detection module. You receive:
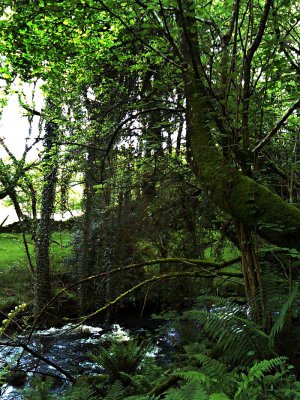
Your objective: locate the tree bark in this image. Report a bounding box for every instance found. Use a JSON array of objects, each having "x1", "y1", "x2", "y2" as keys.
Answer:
[
  {"x1": 79, "y1": 143, "x2": 98, "y2": 313},
  {"x1": 176, "y1": 0, "x2": 300, "y2": 250},
  {"x1": 35, "y1": 119, "x2": 58, "y2": 318},
  {"x1": 186, "y1": 75, "x2": 300, "y2": 250}
]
